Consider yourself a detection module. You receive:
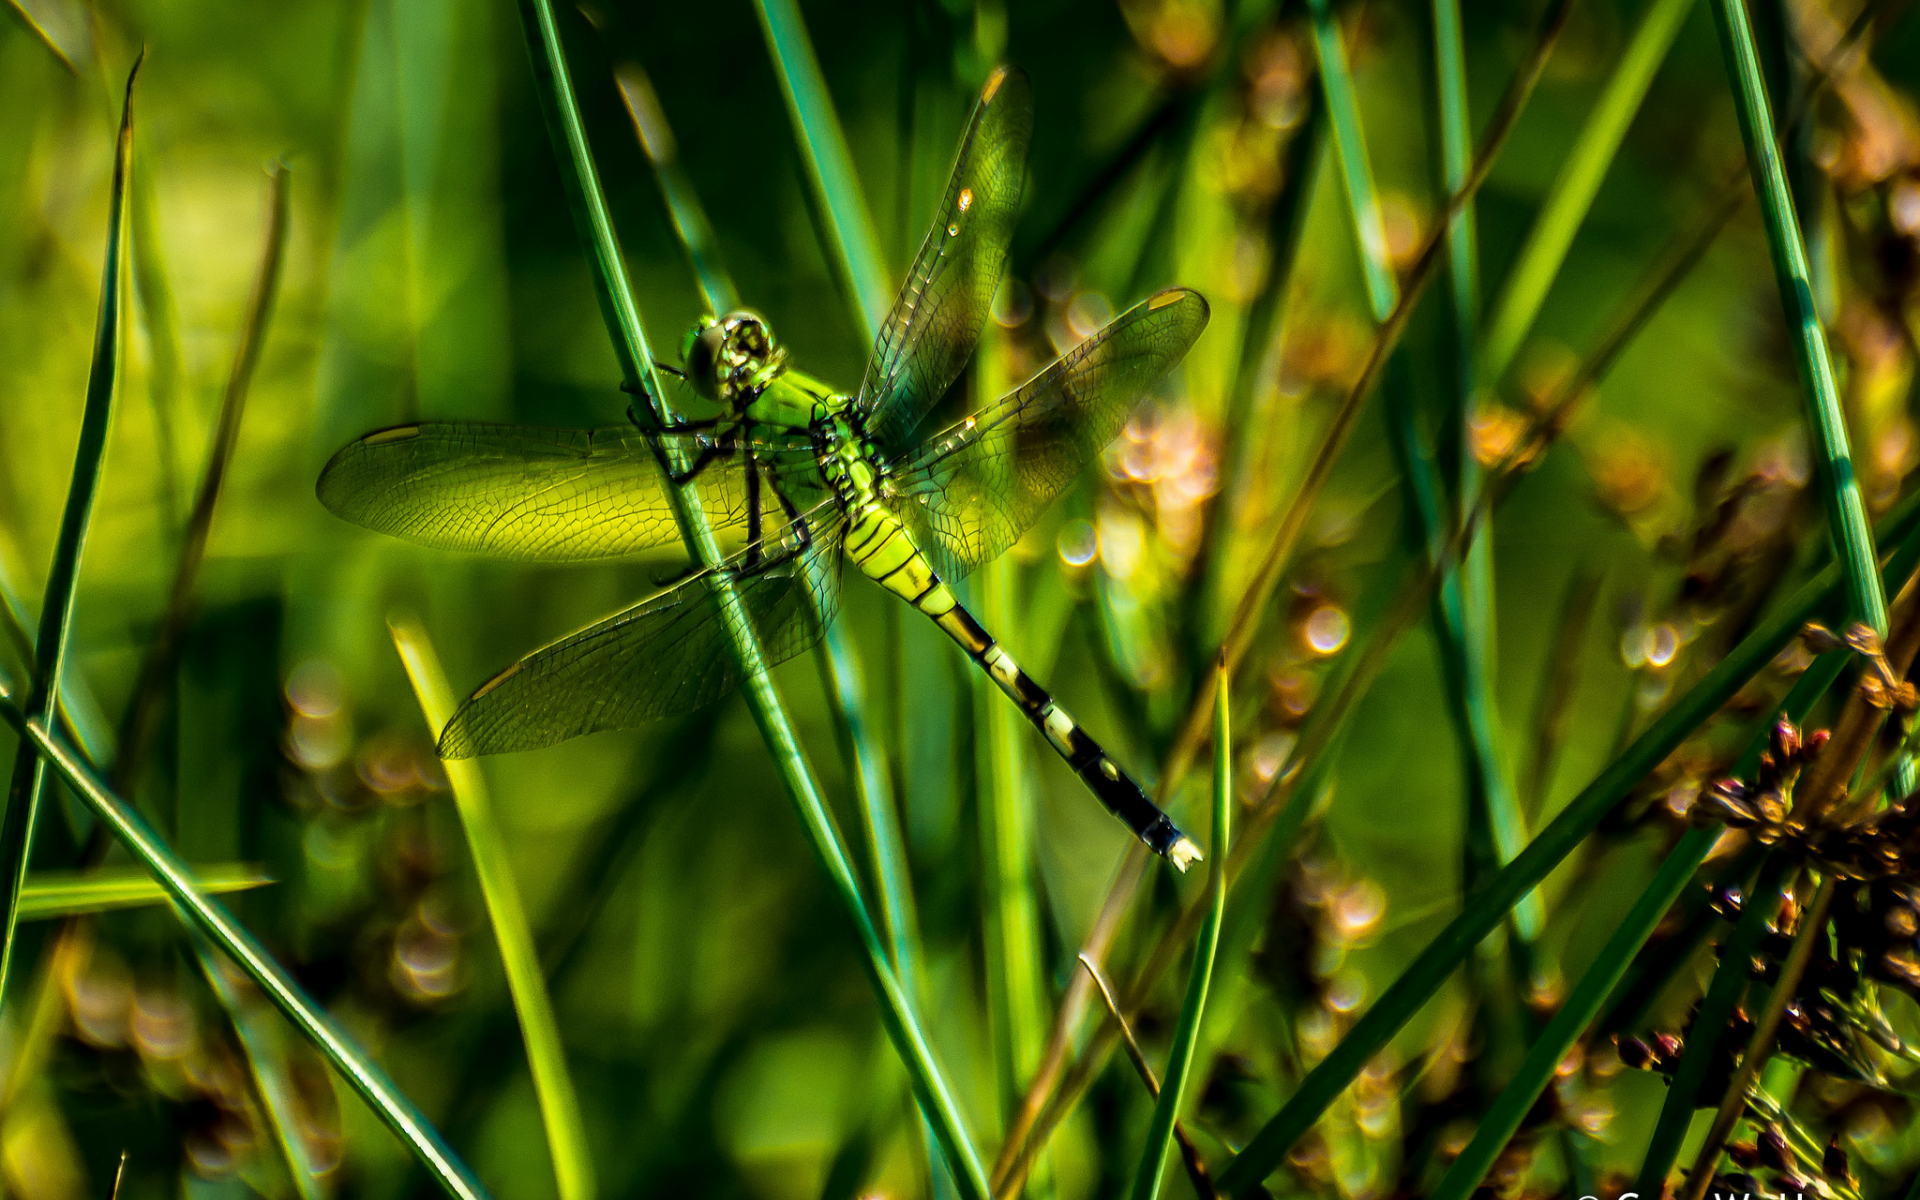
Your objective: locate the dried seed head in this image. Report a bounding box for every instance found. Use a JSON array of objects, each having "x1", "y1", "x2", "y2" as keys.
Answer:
[
  {"x1": 1845, "y1": 621, "x2": 1885, "y2": 658},
  {"x1": 1825, "y1": 1134, "x2": 1852, "y2": 1186},
  {"x1": 1759, "y1": 1124, "x2": 1792, "y2": 1172},
  {"x1": 1614, "y1": 1034, "x2": 1656, "y2": 1071},
  {"x1": 1803, "y1": 622, "x2": 1846, "y2": 654}
]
